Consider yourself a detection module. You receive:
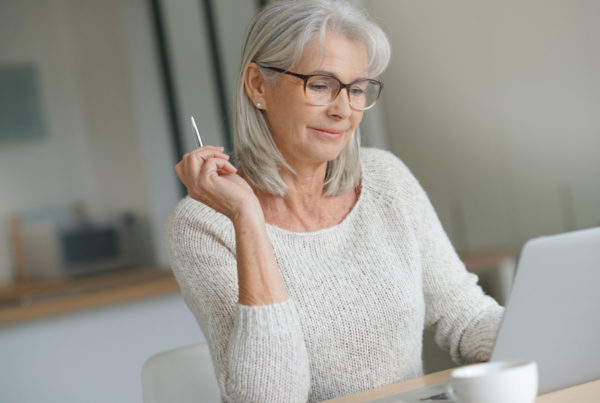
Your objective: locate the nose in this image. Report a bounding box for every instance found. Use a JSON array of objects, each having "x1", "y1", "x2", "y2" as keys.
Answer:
[{"x1": 327, "y1": 87, "x2": 352, "y2": 119}]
